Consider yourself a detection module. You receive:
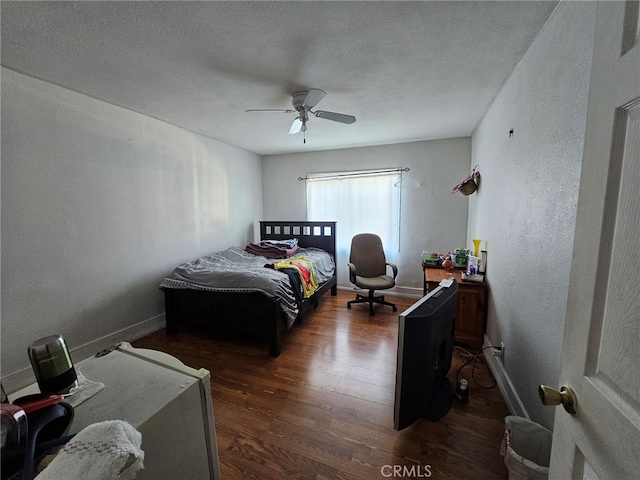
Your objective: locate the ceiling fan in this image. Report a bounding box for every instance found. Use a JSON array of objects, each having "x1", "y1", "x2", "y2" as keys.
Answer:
[{"x1": 246, "y1": 88, "x2": 356, "y2": 142}]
